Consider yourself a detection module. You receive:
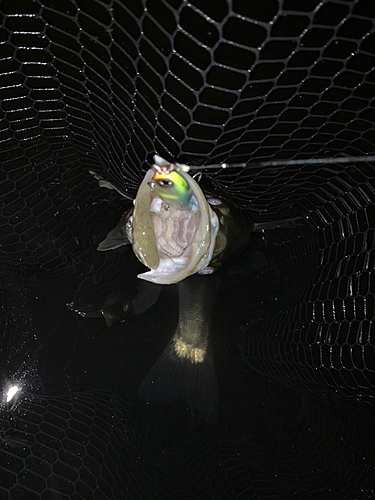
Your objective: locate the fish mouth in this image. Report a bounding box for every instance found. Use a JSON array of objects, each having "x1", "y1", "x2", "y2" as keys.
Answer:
[{"x1": 132, "y1": 161, "x2": 219, "y2": 284}]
